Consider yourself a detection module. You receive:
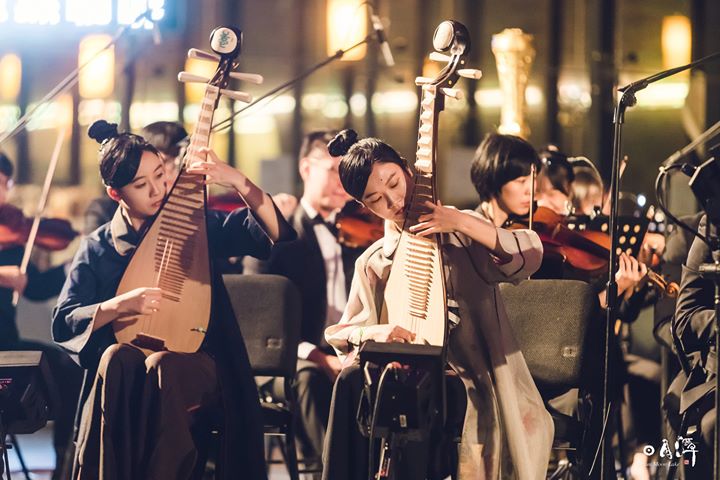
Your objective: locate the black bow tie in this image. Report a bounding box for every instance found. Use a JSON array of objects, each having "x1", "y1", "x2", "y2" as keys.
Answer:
[{"x1": 313, "y1": 215, "x2": 338, "y2": 236}]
